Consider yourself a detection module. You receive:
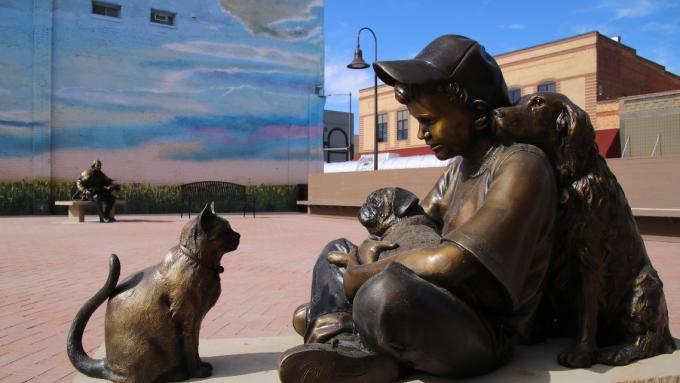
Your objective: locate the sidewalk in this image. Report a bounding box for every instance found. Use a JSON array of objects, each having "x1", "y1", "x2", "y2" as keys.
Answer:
[{"x1": 0, "y1": 213, "x2": 678, "y2": 382}]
